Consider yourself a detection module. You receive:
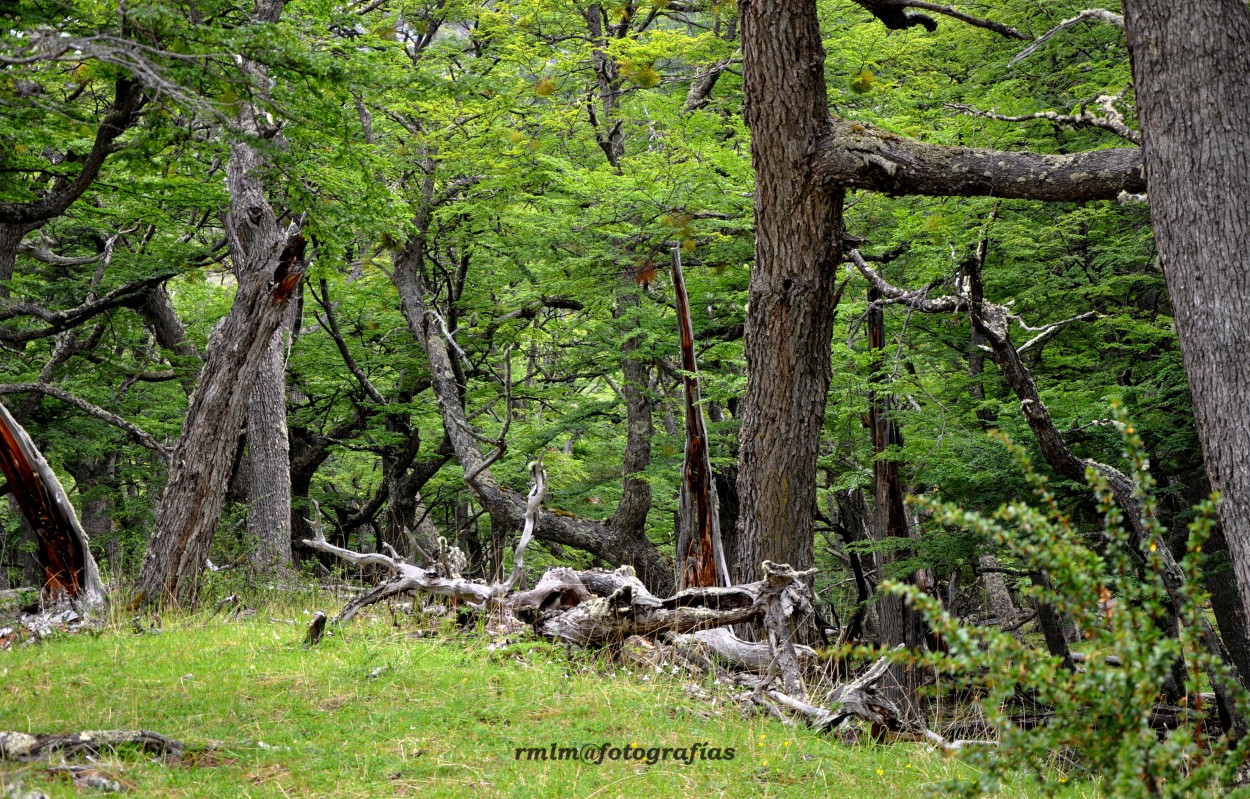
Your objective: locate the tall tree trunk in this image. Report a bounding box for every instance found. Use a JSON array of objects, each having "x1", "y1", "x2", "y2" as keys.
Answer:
[
  {"x1": 133, "y1": 0, "x2": 301, "y2": 606},
  {"x1": 866, "y1": 286, "x2": 925, "y2": 708},
  {"x1": 606, "y1": 288, "x2": 654, "y2": 542},
  {"x1": 246, "y1": 324, "x2": 293, "y2": 575},
  {"x1": 733, "y1": 0, "x2": 843, "y2": 584},
  {"x1": 1121, "y1": 0, "x2": 1250, "y2": 655}
]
